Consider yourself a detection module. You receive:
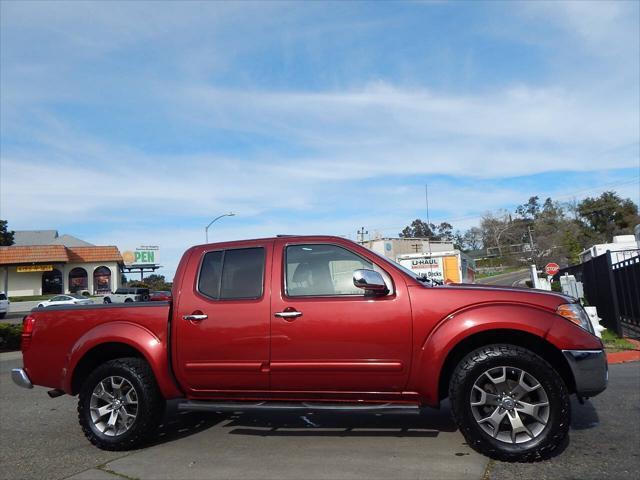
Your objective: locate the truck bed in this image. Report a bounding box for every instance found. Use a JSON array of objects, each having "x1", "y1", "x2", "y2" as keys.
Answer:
[{"x1": 23, "y1": 302, "x2": 172, "y2": 395}]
